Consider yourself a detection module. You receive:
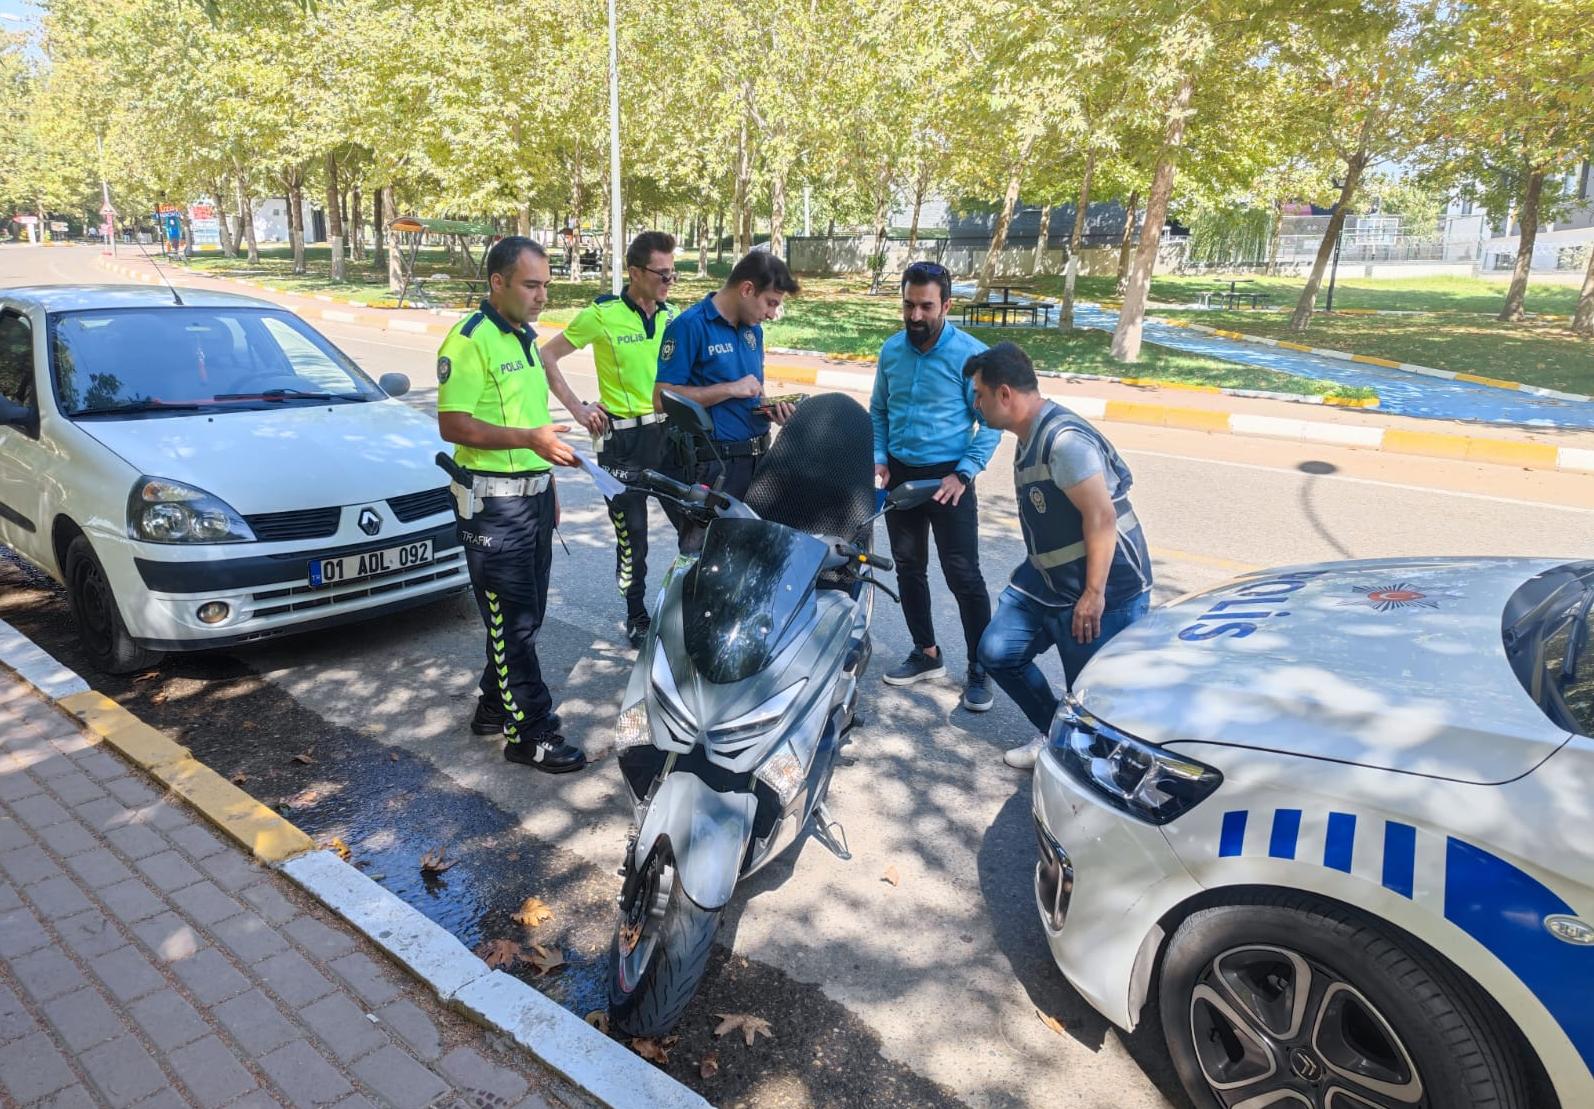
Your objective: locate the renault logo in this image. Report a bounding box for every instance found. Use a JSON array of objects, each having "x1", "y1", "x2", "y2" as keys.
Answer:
[{"x1": 358, "y1": 508, "x2": 383, "y2": 536}]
